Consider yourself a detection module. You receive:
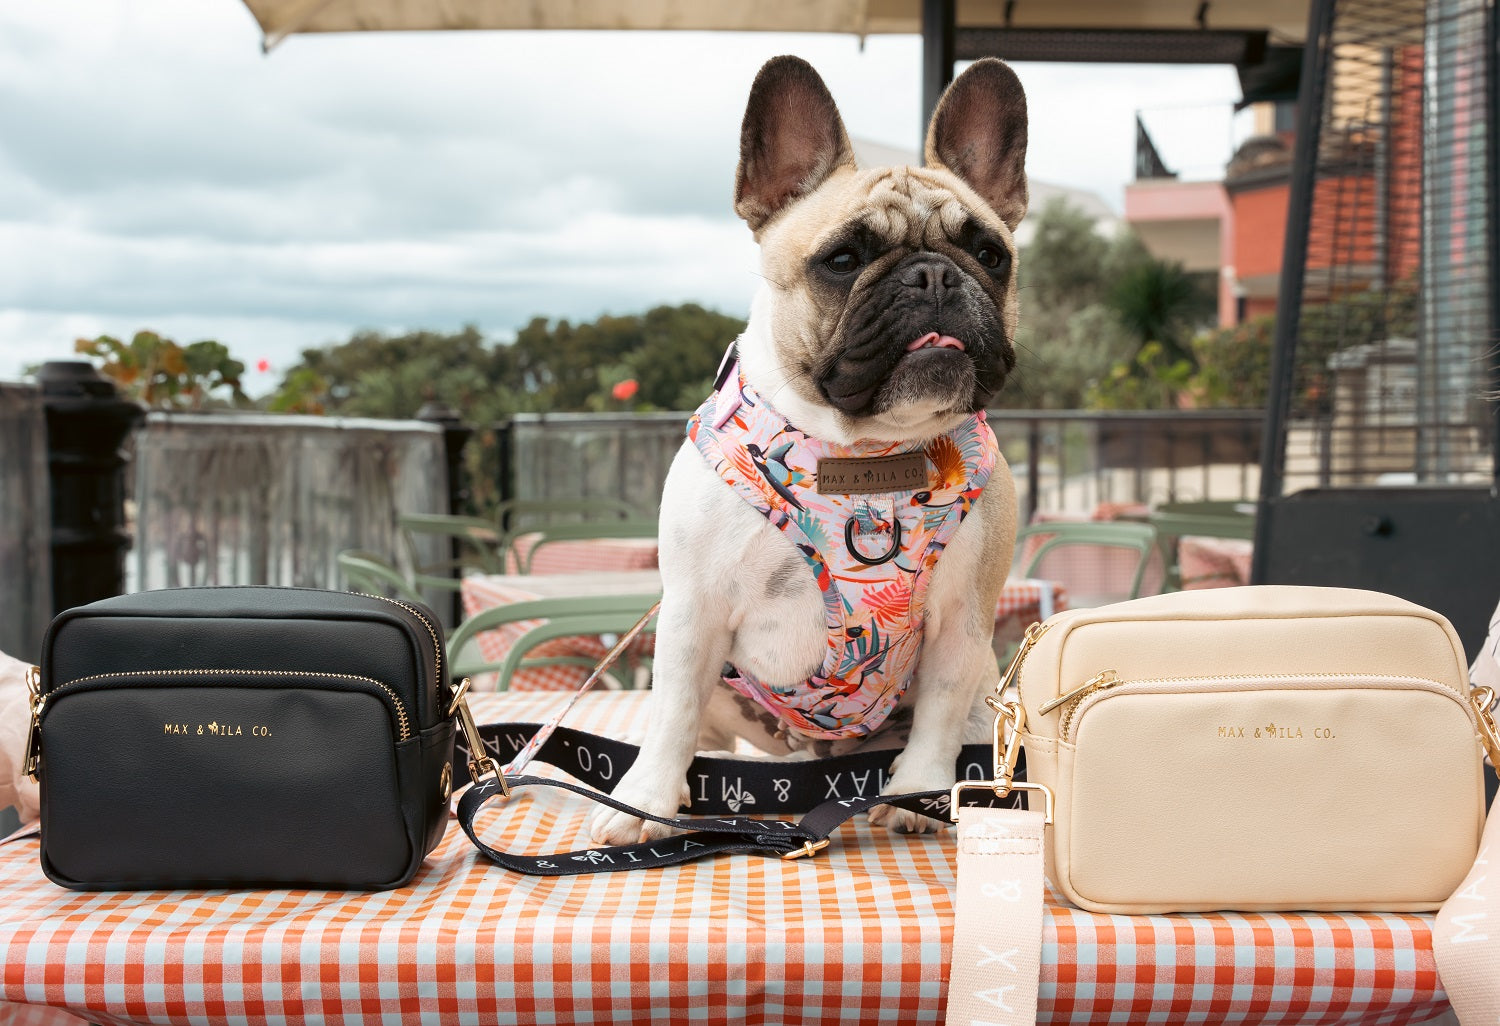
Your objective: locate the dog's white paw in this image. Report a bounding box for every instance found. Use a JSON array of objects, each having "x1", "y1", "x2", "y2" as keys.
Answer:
[
  {"x1": 588, "y1": 774, "x2": 692, "y2": 846},
  {"x1": 868, "y1": 802, "x2": 948, "y2": 834},
  {"x1": 868, "y1": 749, "x2": 952, "y2": 834}
]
